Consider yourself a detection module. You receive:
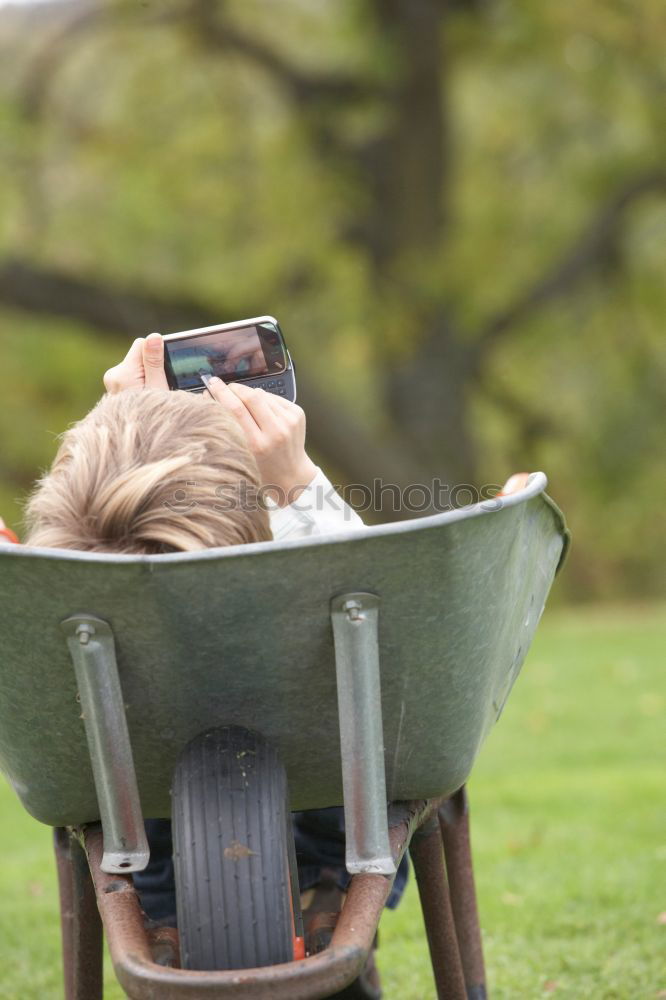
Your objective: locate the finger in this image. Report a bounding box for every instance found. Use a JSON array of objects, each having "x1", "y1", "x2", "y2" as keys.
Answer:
[
  {"x1": 256, "y1": 389, "x2": 292, "y2": 421},
  {"x1": 251, "y1": 391, "x2": 307, "y2": 443},
  {"x1": 498, "y1": 472, "x2": 530, "y2": 496},
  {"x1": 228, "y1": 383, "x2": 278, "y2": 433},
  {"x1": 142, "y1": 332, "x2": 168, "y2": 390},
  {"x1": 199, "y1": 372, "x2": 215, "y2": 398},
  {"x1": 199, "y1": 376, "x2": 216, "y2": 404},
  {"x1": 256, "y1": 386, "x2": 297, "y2": 410},
  {"x1": 103, "y1": 338, "x2": 144, "y2": 393},
  {"x1": 261, "y1": 391, "x2": 305, "y2": 422},
  {"x1": 206, "y1": 377, "x2": 262, "y2": 445},
  {"x1": 125, "y1": 337, "x2": 146, "y2": 363}
]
